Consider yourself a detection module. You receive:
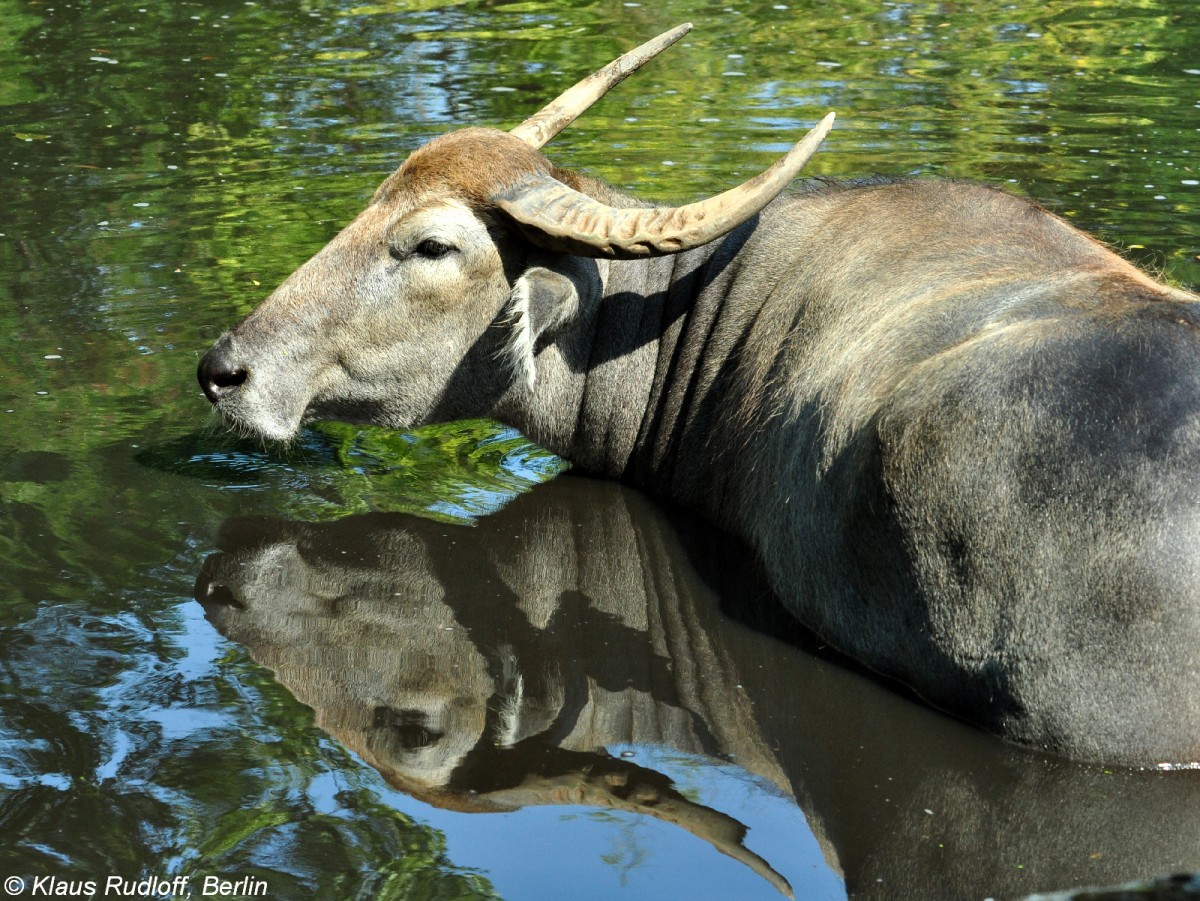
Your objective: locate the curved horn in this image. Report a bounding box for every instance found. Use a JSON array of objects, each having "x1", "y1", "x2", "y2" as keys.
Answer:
[
  {"x1": 508, "y1": 23, "x2": 693, "y2": 149},
  {"x1": 495, "y1": 112, "x2": 836, "y2": 259}
]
